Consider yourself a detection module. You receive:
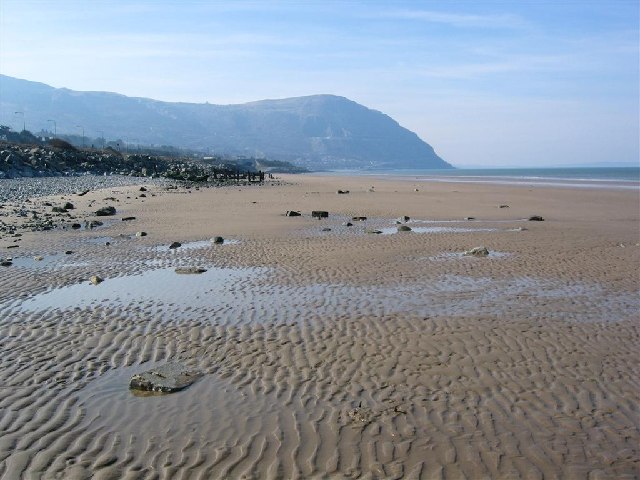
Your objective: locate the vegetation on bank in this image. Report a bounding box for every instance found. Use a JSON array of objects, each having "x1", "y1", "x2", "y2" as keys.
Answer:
[{"x1": 0, "y1": 125, "x2": 307, "y2": 180}]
